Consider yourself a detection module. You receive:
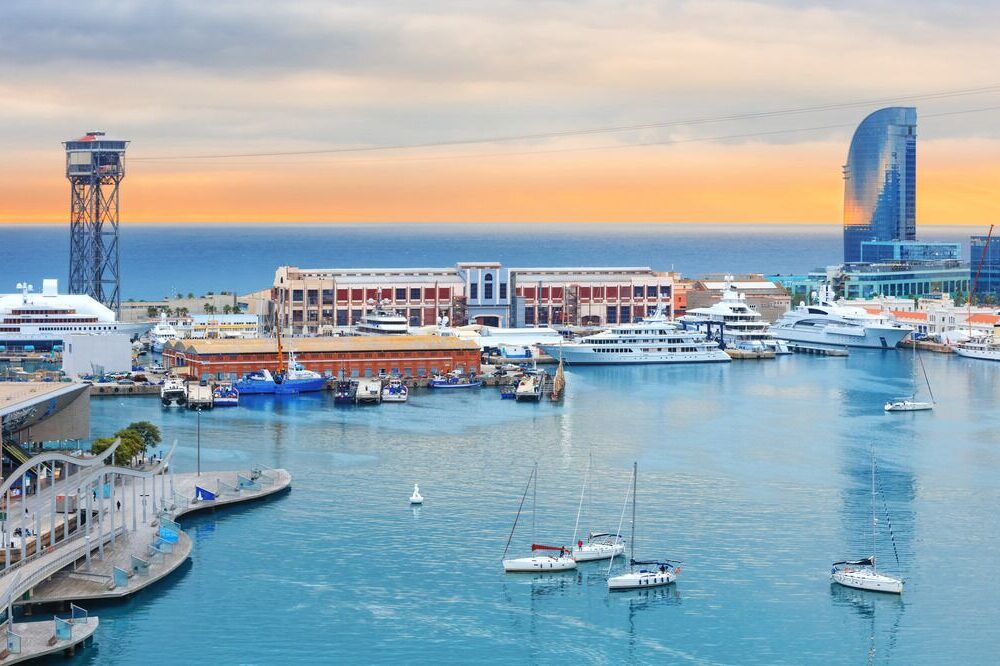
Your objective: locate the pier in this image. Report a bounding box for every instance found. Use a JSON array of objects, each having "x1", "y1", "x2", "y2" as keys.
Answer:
[
  {"x1": 0, "y1": 442, "x2": 290, "y2": 660},
  {"x1": 786, "y1": 343, "x2": 849, "y2": 356}
]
